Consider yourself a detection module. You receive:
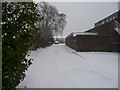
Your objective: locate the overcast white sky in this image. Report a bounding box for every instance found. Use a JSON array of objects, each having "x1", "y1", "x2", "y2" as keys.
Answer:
[{"x1": 34, "y1": 1, "x2": 118, "y2": 36}]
